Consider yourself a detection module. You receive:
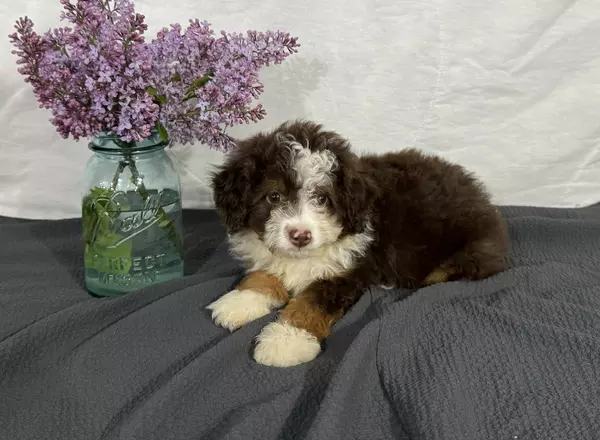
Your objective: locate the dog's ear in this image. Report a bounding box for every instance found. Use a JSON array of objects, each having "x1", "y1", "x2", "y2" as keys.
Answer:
[
  {"x1": 335, "y1": 161, "x2": 379, "y2": 234},
  {"x1": 211, "y1": 142, "x2": 259, "y2": 232}
]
